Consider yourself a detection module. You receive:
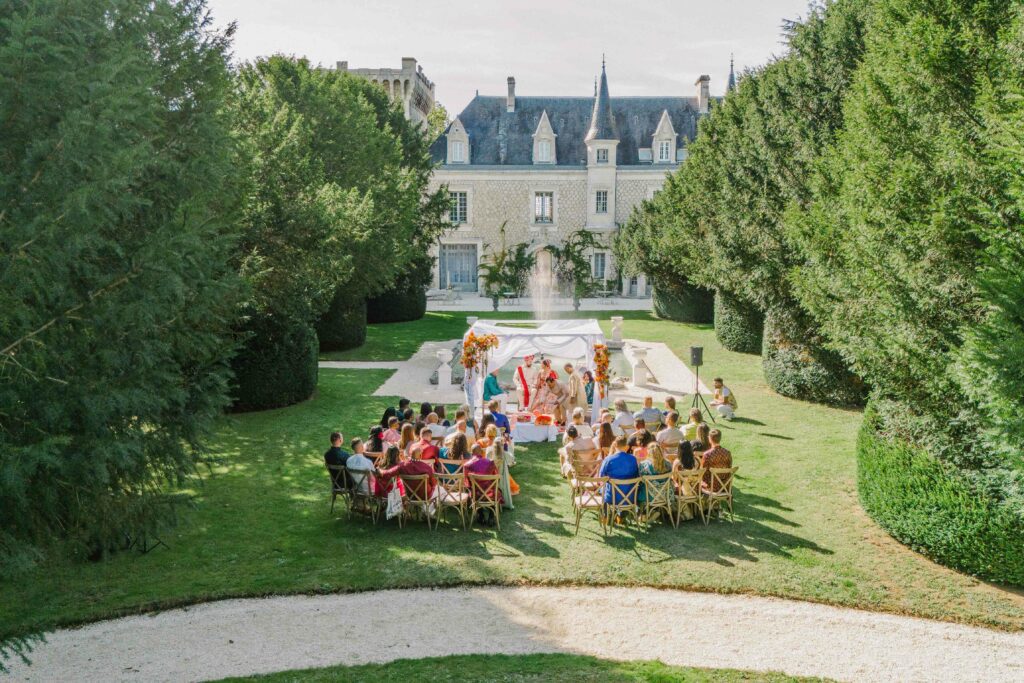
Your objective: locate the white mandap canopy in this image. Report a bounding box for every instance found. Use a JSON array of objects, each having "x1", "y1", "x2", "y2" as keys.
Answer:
[{"x1": 463, "y1": 319, "x2": 606, "y2": 417}]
